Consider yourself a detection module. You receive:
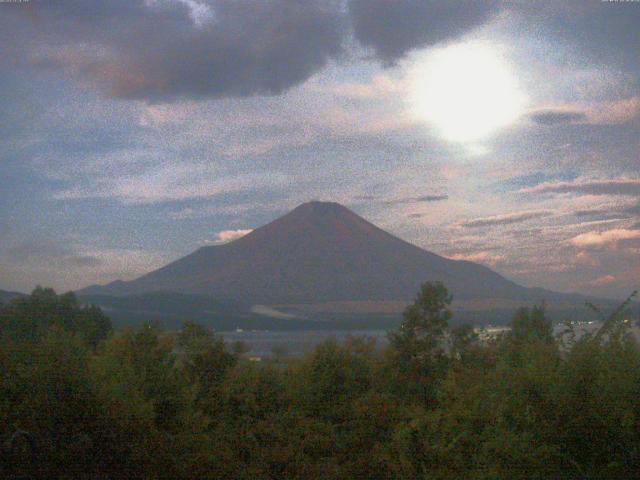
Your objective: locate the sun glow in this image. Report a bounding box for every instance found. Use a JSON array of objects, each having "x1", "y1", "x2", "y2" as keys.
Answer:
[{"x1": 408, "y1": 42, "x2": 527, "y2": 143}]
